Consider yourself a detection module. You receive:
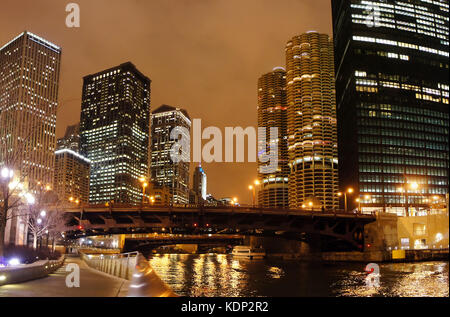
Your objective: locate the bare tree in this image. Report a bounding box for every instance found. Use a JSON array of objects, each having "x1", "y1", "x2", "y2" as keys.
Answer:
[
  {"x1": 0, "y1": 112, "x2": 49, "y2": 261},
  {"x1": 16, "y1": 186, "x2": 66, "y2": 250}
]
